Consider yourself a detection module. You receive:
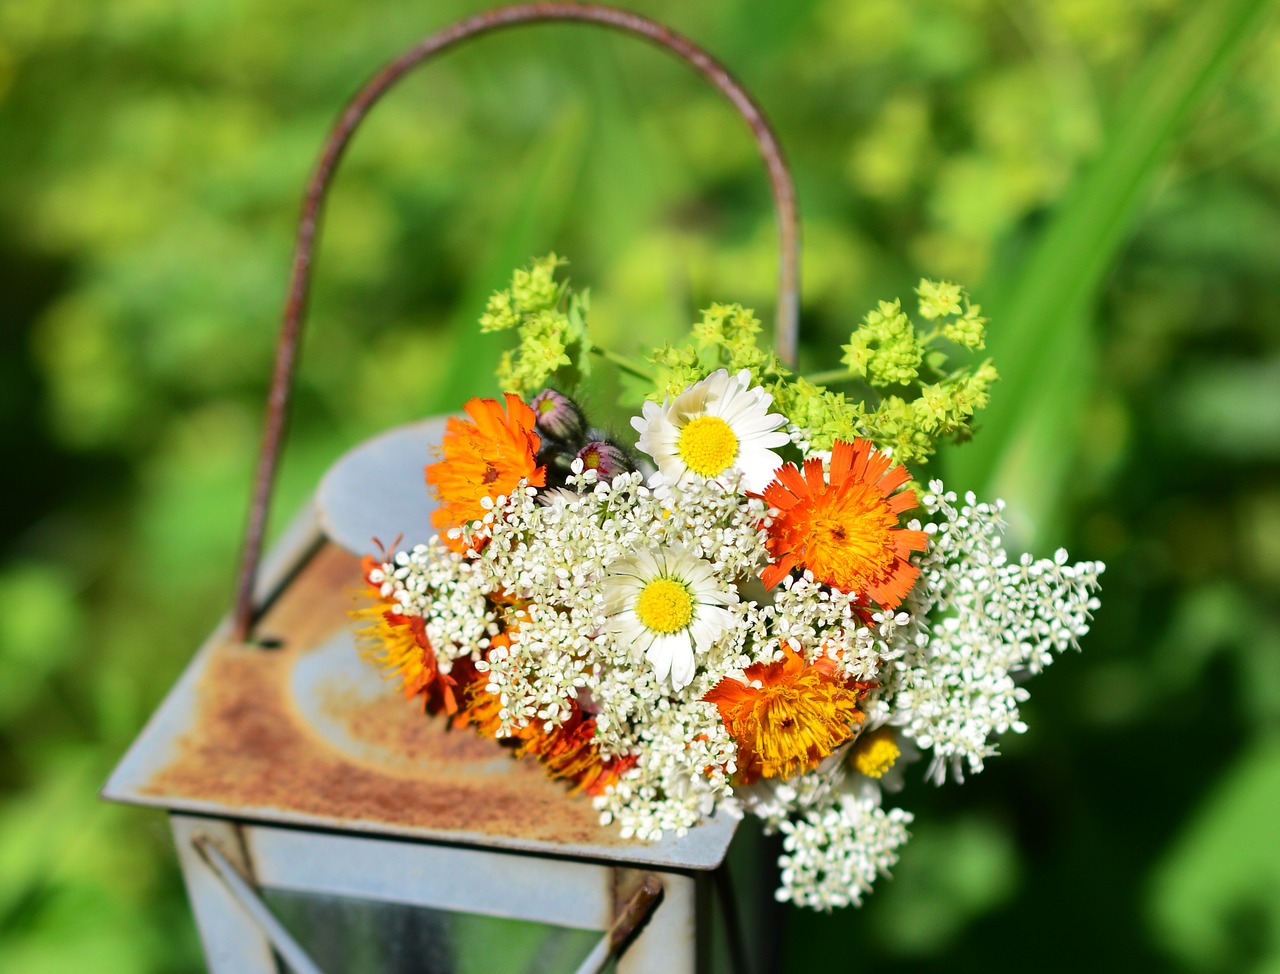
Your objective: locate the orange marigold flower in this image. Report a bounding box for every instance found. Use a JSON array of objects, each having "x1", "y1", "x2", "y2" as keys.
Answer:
[
  {"x1": 460, "y1": 631, "x2": 630, "y2": 795},
  {"x1": 426, "y1": 393, "x2": 545, "y2": 550},
  {"x1": 466, "y1": 678, "x2": 632, "y2": 795},
  {"x1": 759, "y1": 438, "x2": 928, "y2": 607},
  {"x1": 702, "y1": 644, "x2": 873, "y2": 784}
]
